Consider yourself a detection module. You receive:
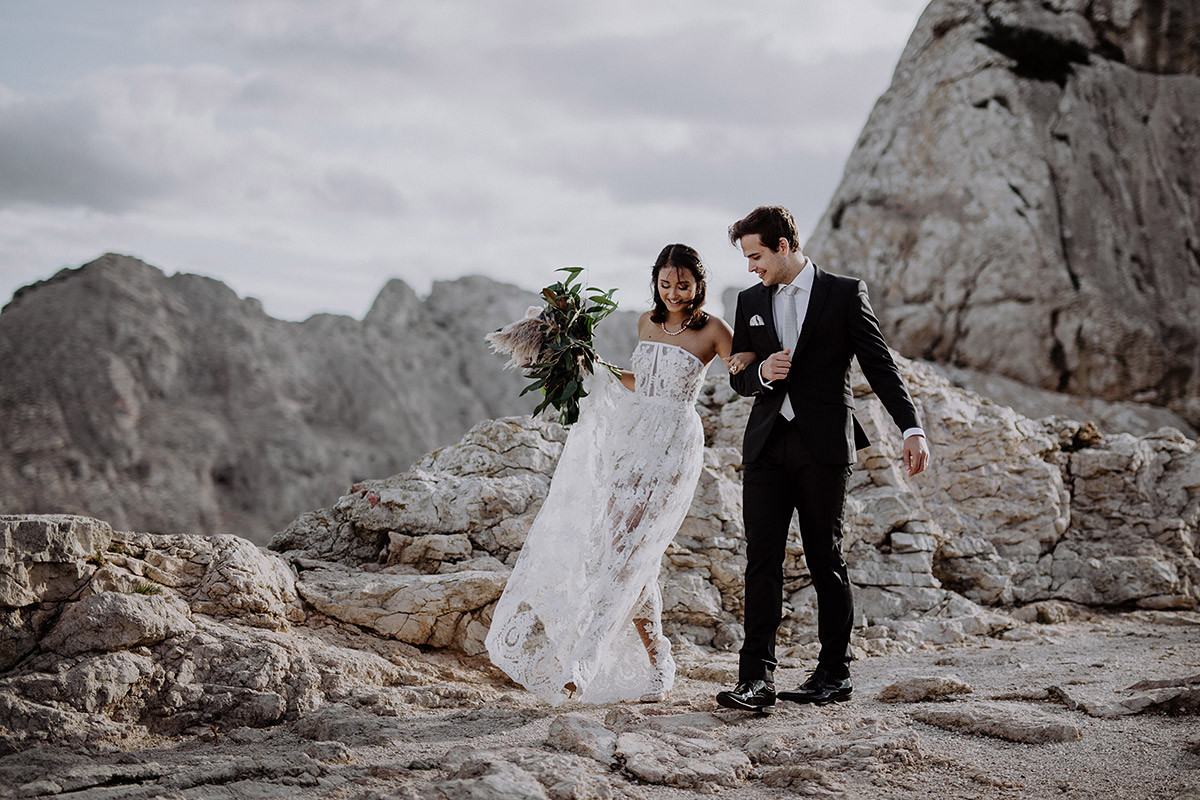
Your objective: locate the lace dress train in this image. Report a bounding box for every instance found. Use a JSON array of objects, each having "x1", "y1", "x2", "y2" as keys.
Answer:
[{"x1": 486, "y1": 341, "x2": 708, "y2": 704}]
